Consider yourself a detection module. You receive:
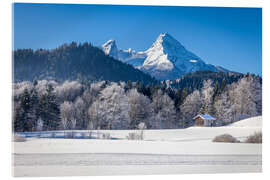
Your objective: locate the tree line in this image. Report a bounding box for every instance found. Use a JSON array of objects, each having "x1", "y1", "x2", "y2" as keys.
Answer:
[
  {"x1": 13, "y1": 73, "x2": 262, "y2": 132},
  {"x1": 13, "y1": 42, "x2": 156, "y2": 84}
]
